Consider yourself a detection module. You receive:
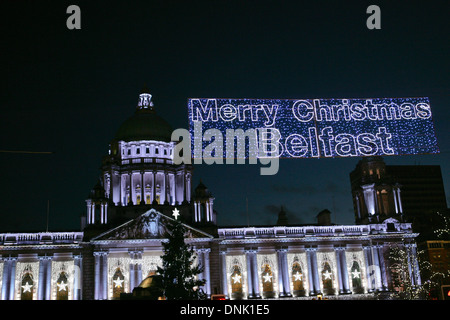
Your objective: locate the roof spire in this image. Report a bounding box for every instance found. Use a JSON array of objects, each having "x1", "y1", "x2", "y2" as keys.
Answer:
[
  {"x1": 277, "y1": 205, "x2": 289, "y2": 226},
  {"x1": 137, "y1": 85, "x2": 154, "y2": 112}
]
